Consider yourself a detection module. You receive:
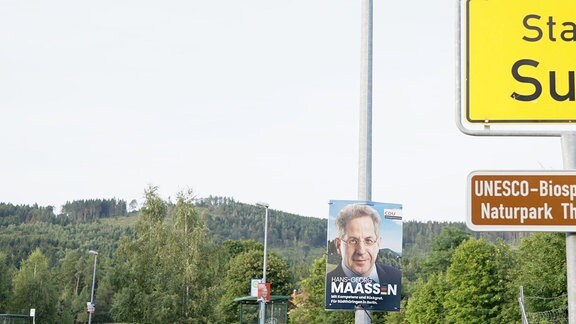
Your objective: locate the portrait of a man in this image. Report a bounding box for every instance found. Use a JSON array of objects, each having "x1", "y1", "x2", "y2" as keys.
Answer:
[{"x1": 325, "y1": 200, "x2": 402, "y2": 311}]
